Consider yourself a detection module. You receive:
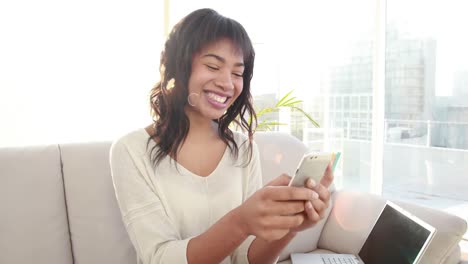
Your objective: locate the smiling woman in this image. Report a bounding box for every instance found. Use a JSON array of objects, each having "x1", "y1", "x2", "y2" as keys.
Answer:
[
  {"x1": 148, "y1": 8, "x2": 256, "y2": 166},
  {"x1": 109, "y1": 8, "x2": 334, "y2": 264},
  {"x1": 186, "y1": 39, "x2": 245, "y2": 121}
]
